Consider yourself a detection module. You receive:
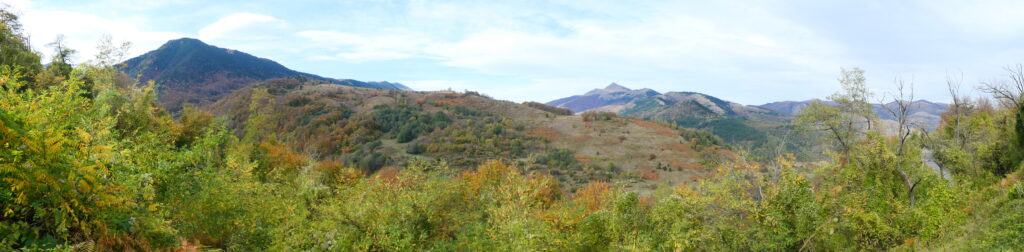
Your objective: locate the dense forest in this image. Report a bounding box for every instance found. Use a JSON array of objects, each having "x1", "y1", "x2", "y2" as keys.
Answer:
[{"x1": 2, "y1": 9, "x2": 1024, "y2": 251}]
